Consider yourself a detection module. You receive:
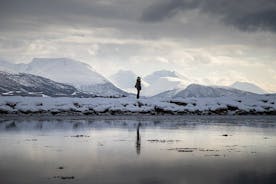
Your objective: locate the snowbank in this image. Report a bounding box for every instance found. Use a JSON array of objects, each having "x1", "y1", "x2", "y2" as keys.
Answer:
[{"x1": 0, "y1": 94, "x2": 275, "y2": 116}]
